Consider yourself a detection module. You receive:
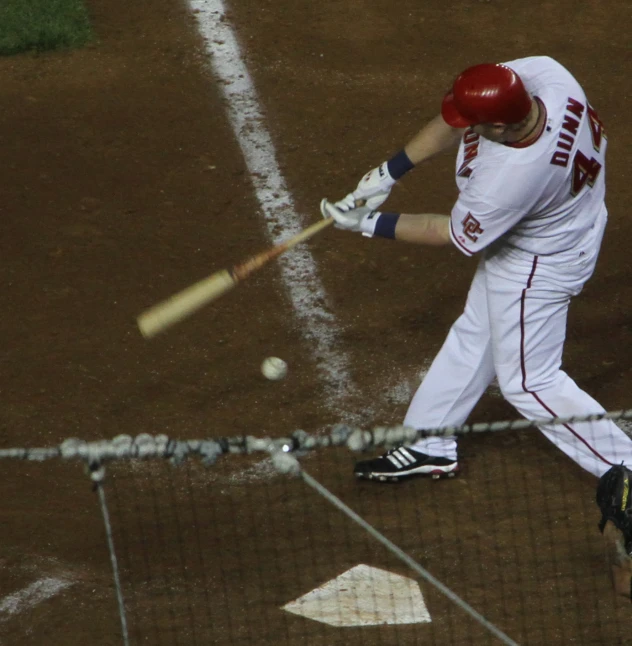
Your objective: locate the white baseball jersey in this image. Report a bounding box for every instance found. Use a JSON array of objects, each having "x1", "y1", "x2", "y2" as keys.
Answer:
[{"x1": 449, "y1": 56, "x2": 607, "y2": 258}]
